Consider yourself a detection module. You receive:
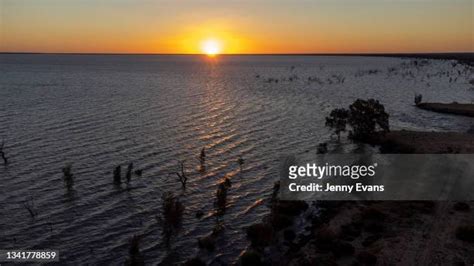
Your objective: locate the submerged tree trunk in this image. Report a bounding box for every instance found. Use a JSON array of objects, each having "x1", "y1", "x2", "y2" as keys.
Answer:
[{"x1": 0, "y1": 140, "x2": 8, "y2": 165}]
